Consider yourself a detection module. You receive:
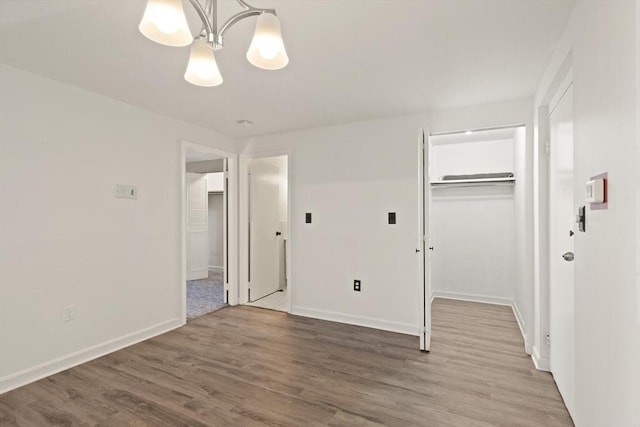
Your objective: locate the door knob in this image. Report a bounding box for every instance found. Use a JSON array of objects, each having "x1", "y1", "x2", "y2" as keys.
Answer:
[
  {"x1": 562, "y1": 252, "x2": 575, "y2": 262},
  {"x1": 275, "y1": 231, "x2": 282, "y2": 236},
  {"x1": 429, "y1": 246, "x2": 434, "y2": 251}
]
